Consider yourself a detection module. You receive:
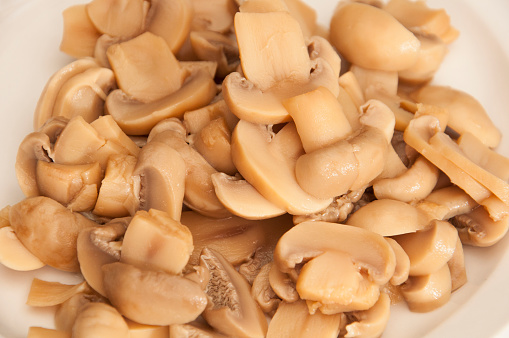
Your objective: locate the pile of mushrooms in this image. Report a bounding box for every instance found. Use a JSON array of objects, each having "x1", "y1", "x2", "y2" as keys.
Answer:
[{"x1": 1, "y1": 0, "x2": 509, "y2": 337}]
